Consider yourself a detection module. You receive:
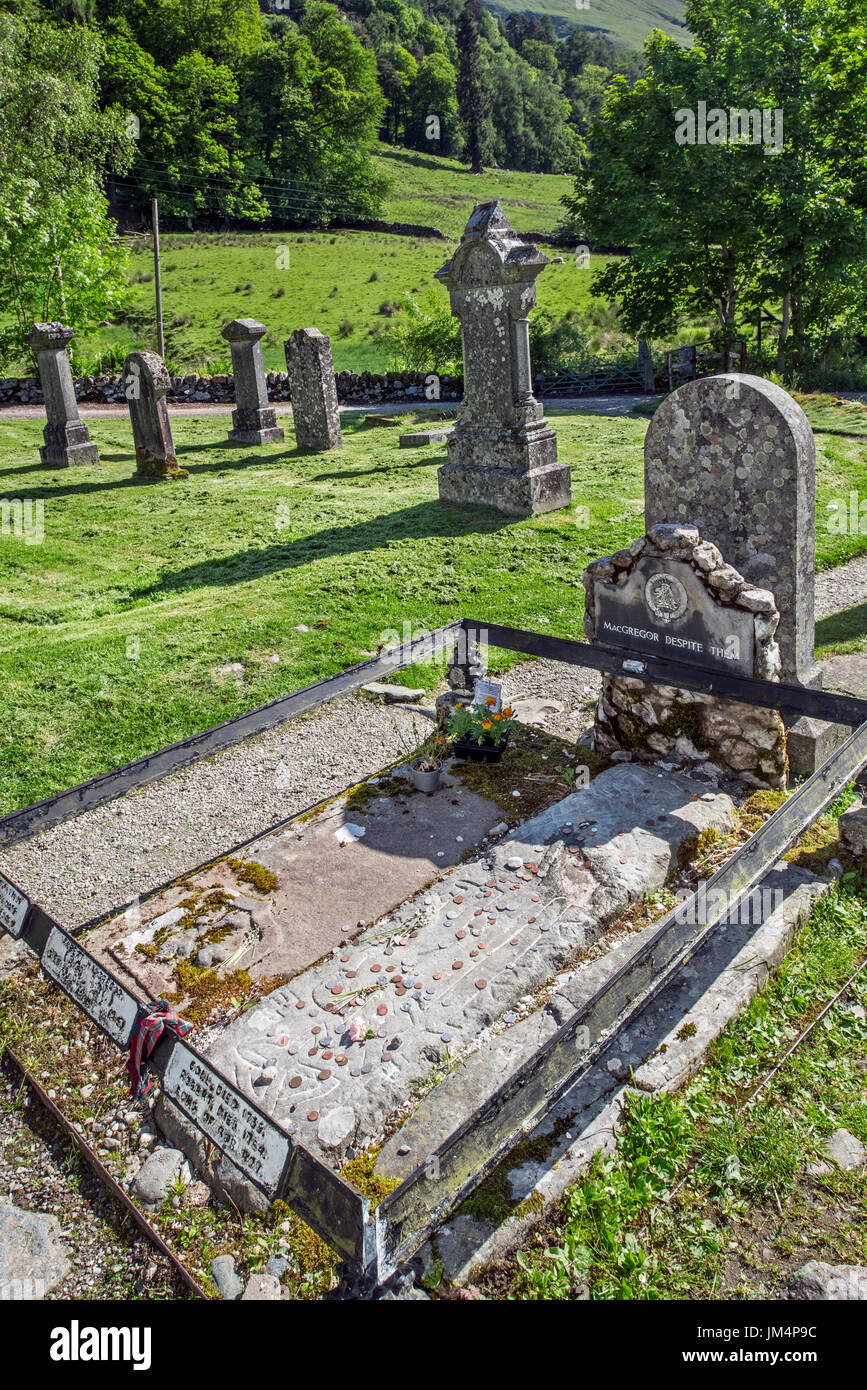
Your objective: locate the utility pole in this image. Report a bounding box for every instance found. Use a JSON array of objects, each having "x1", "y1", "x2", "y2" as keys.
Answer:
[{"x1": 152, "y1": 197, "x2": 165, "y2": 359}]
